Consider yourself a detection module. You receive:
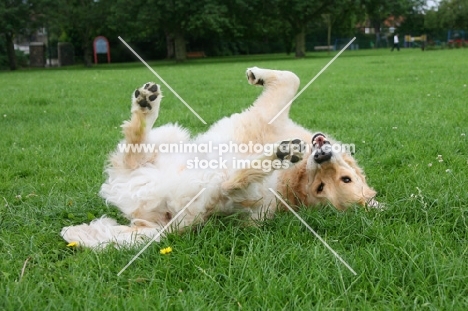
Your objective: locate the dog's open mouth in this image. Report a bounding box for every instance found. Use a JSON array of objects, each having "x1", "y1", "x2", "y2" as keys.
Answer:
[{"x1": 312, "y1": 133, "x2": 332, "y2": 164}]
